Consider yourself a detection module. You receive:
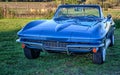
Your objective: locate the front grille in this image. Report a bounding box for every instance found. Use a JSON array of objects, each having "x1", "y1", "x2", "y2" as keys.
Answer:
[
  {"x1": 43, "y1": 41, "x2": 68, "y2": 47},
  {"x1": 21, "y1": 38, "x2": 76, "y2": 47}
]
